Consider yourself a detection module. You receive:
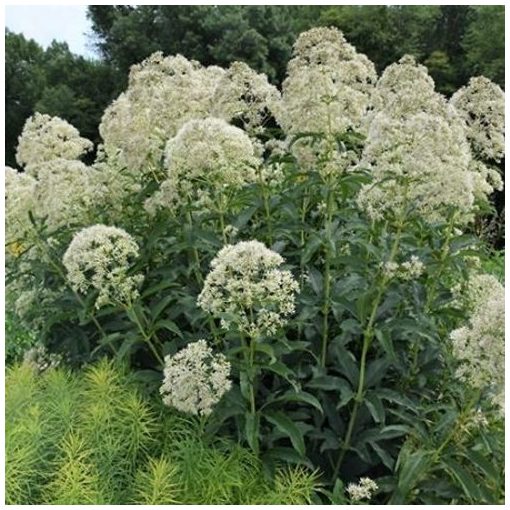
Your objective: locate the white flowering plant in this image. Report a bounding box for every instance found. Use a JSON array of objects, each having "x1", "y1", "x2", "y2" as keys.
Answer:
[{"x1": 5, "y1": 27, "x2": 504, "y2": 504}]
